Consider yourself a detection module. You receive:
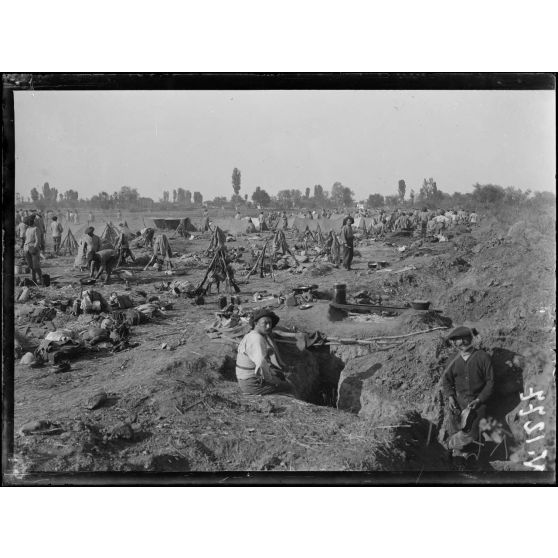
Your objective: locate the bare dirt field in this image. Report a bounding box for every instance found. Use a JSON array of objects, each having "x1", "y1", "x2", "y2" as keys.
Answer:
[{"x1": 9, "y1": 208, "x2": 556, "y2": 479}]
